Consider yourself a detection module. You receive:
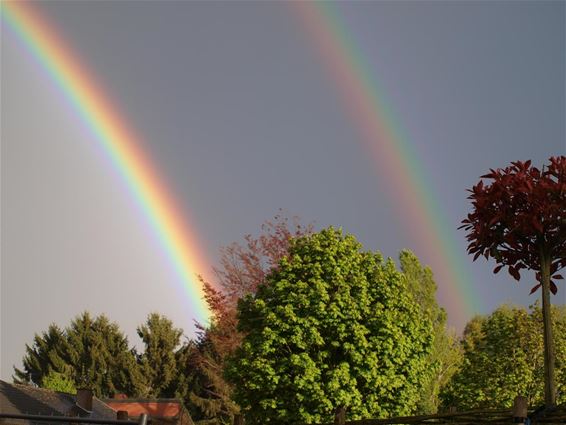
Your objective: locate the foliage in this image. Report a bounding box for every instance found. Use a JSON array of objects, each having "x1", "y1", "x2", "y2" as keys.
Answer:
[
  {"x1": 41, "y1": 371, "x2": 77, "y2": 394},
  {"x1": 189, "y1": 213, "x2": 312, "y2": 424},
  {"x1": 460, "y1": 156, "x2": 566, "y2": 405},
  {"x1": 137, "y1": 313, "x2": 183, "y2": 397},
  {"x1": 14, "y1": 324, "x2": 68, "y2": 385},
  {"x1": 226, "y1": 228, "x2": 434, "y2": 424},
  {"x1": 399, "y1": 251, "x2": 463, "y2": 414},
  {"x1": 460, "y1": 157, "x2": 565, "y2": 292},
  {"x1": 14, "y1": 312, "x2": 143, "y2": 397},
  {"x1": 441, "y1": 304, "x2": 566, "y2": 410},
  {"x1": 167, "y1": 339, "x2": 207, "y2": 421}
]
